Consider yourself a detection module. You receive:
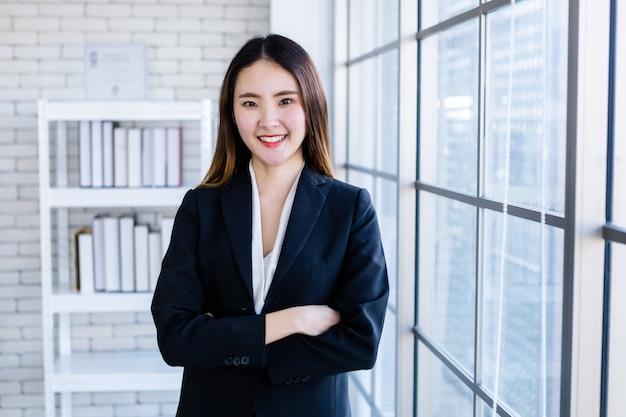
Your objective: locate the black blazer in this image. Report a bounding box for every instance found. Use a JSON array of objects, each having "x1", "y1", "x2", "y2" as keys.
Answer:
[{"x1": 151, "y1": 166, "x2": 389, "y2": 417}]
